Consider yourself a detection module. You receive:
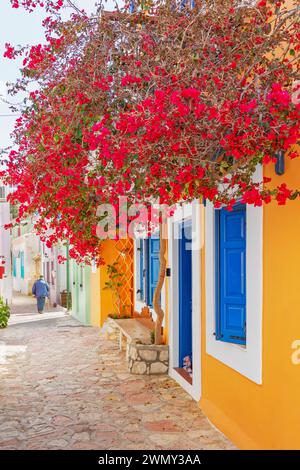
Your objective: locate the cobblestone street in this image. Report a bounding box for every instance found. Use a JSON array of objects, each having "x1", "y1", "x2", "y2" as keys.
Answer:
[{"x1": 0, "y1": 316, "x2": 235, "y2": 450}]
